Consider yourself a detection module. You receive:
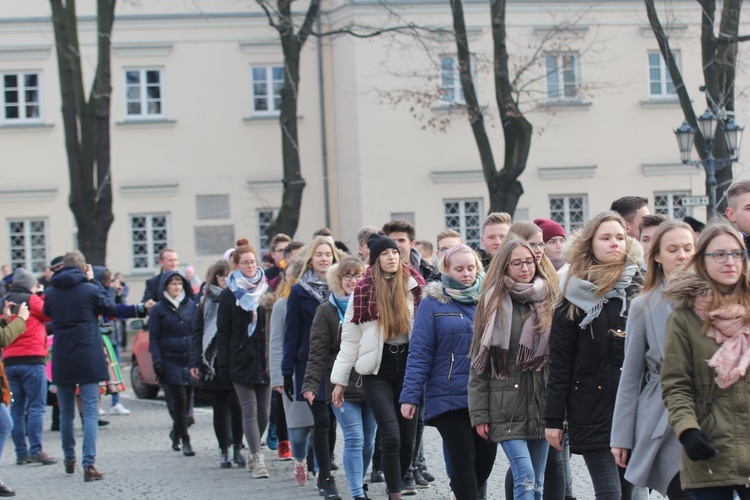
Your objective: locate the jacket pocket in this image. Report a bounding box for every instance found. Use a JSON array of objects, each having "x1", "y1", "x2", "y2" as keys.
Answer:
[
  {"x1": 568, "y1": 379, "x2": 606, "y2": 426},
  {"x1": 489, "y1": 377, "x2": 522, "y2": 427}
]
